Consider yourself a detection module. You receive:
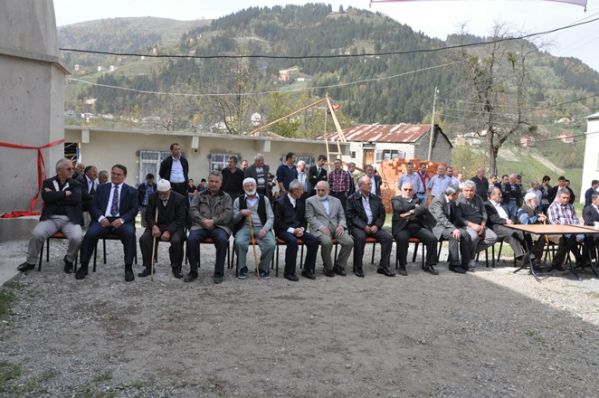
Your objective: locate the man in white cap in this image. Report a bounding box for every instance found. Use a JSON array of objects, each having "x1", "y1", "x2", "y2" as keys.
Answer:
[
  {"x1": 138, "y1": 179, "x2": 188, "y2": 278},
  {"x1": 232, "y1": 178, "x2": 276, "y2": 279}
]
